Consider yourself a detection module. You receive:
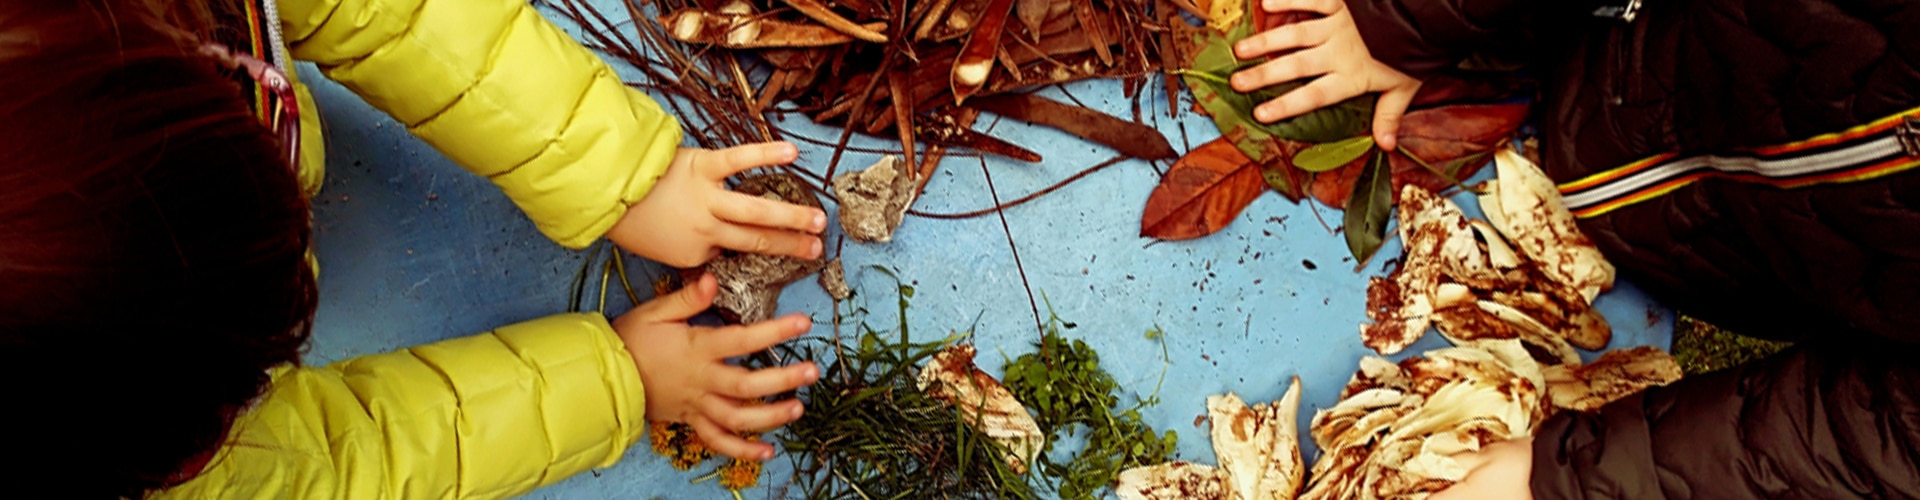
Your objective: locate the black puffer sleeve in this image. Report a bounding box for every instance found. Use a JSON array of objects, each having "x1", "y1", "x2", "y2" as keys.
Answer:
[
  {"x1": 1343, "y1": 0, "x2": 1536, "y2": 78},
  {"x1": 1529, "y1": 341, "x2": 1920, "y2": 499}
]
